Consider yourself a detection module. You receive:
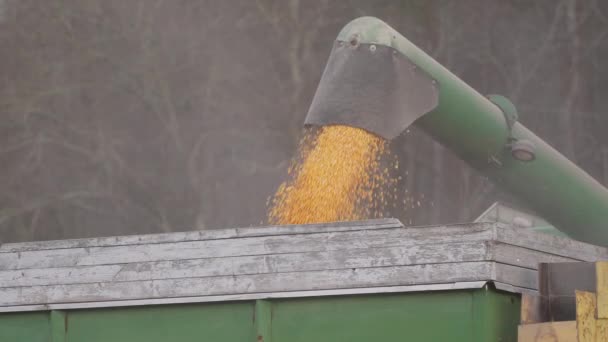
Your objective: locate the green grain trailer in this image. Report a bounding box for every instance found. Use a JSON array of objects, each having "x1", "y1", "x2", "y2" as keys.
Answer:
[
  {"x1": 2, "y1": 17, "x2": 608, "y2": 341},
  {"x1": 1, "y1": 219, "x2": 606, "y2": 342}
]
